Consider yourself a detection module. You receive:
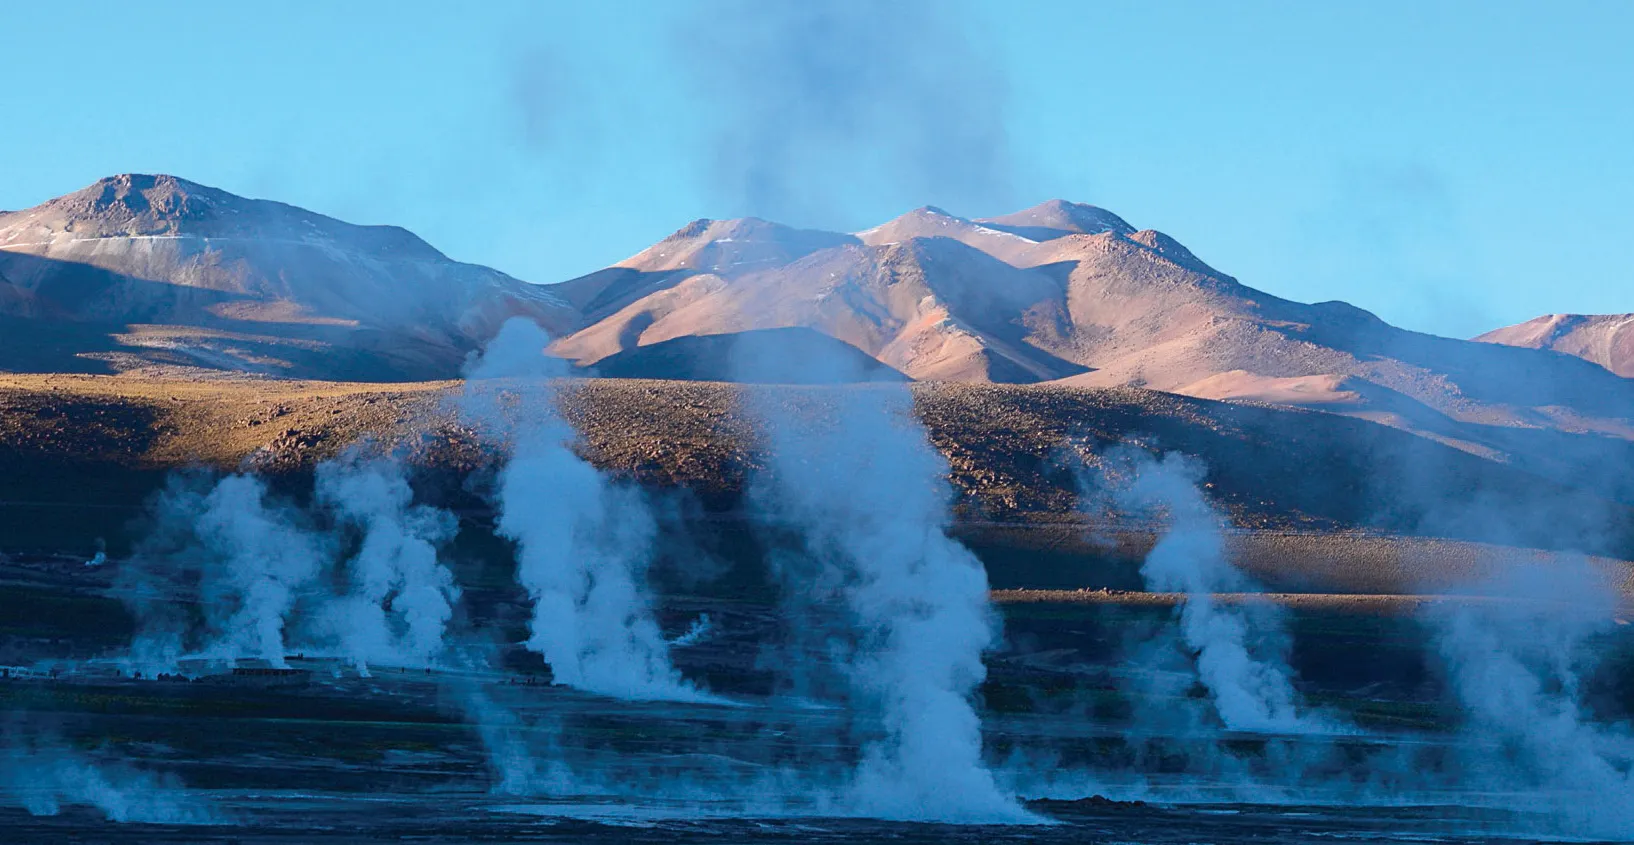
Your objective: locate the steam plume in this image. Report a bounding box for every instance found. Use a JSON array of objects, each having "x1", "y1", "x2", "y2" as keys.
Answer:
[
  {"x1": 462, "y1": 317, "x2": 702, "y2": 701},
  {"x1": 1092, "y1": 450, "x2": 1337, "y2": 734},
  {"x1": 1, "y1": 739, "x2": 217, "y2": 825},
  {"x1": 186, "y1": 475, "x2": 325, "y2": 668},
  {"x1": 673, "y1": 0, "x2": 1015, "y2": 227},
  {"x1": 315, "y1": 452, "x2": 461, "y2": 673},
  {"x1": 122, "y1": 456, "x2": 465, "y2": 674},
  {"x1": 748, "y1": 382, "x2": 1030, "y2": 822},
  {"x1": 1428, "y1": 559, "x2": 1634, "y2": 837}
]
